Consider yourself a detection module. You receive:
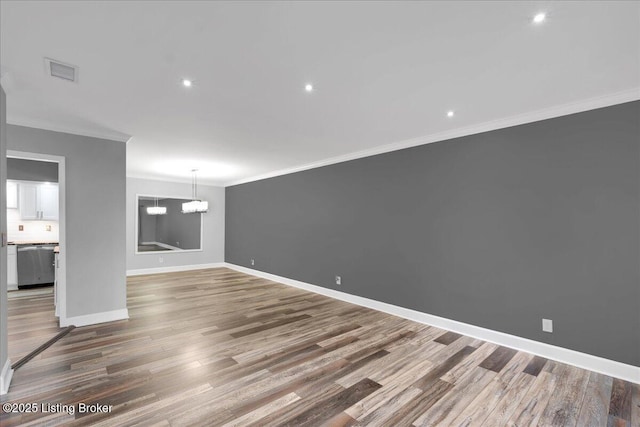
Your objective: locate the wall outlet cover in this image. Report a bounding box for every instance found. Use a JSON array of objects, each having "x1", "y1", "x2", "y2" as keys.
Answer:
[
  {"x1": 335, "y1": 276, "x2": 341, "y2": 285},
  {"x1": 251, "y1": 259, "x2": 255, "y2": 266},
  {"x1": 19, "y1": 225, "x2": 24, "y2": 231},
  {"x1": 542, "y1": 318, "x2": 553, "y2": 333}
]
